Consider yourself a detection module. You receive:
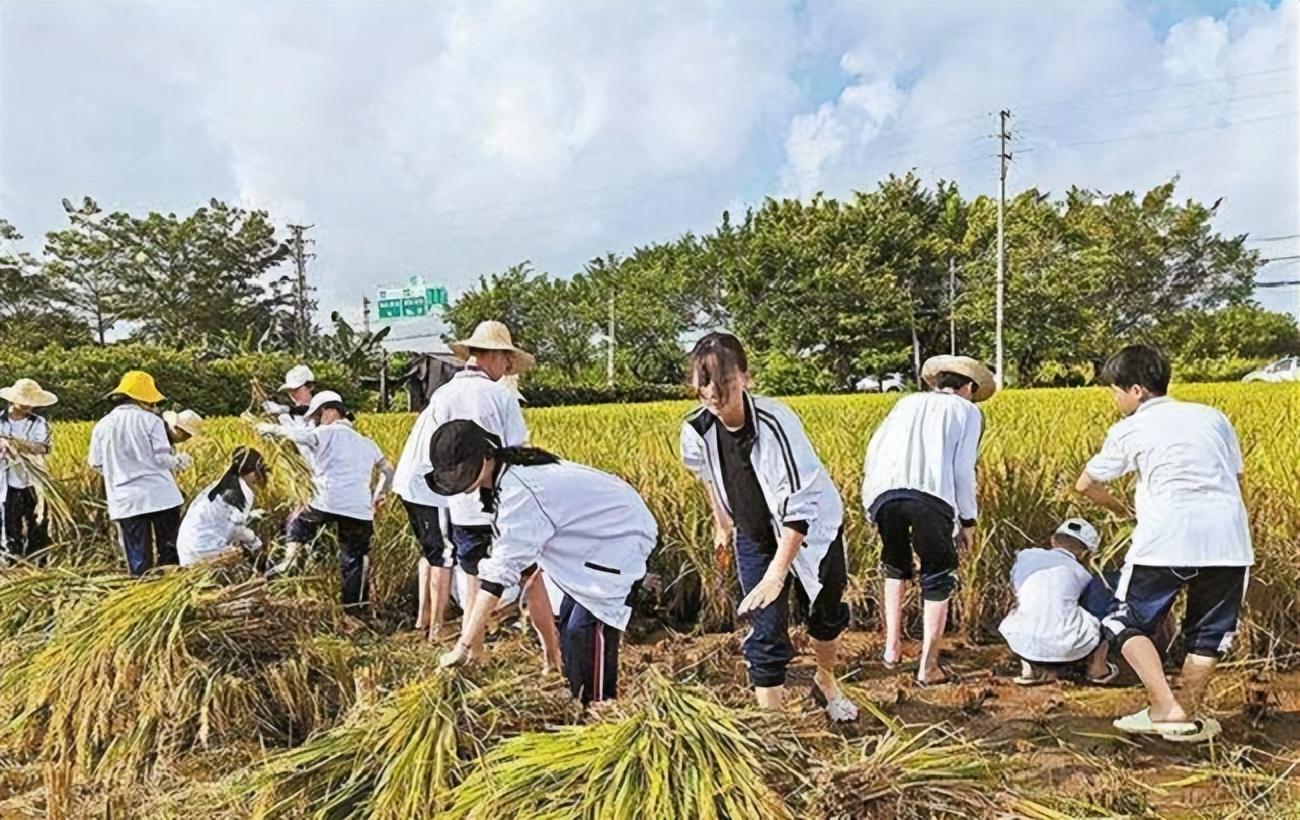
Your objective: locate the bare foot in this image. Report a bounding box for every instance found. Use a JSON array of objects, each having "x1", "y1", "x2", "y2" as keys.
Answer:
[
  {"x1": 814, "y1": 668, "x2": 844, "y2": 701},
  {"x1": 883, "y1": 643, "x2": 903, "y2": 666},
  {"x1": 1149, "y1": 702, "x2": 1190, "y2": 724}
]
